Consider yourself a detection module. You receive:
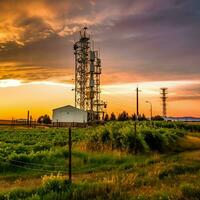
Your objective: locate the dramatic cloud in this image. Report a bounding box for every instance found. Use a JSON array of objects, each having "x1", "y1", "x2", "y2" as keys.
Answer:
[
  {"x1": 169, "y1": 83, "x2": 200, "y2": 102},
  {"x1": 0, "y1": 0, "x2": 200, "y2": 84}
]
